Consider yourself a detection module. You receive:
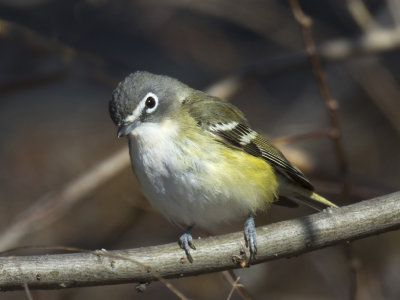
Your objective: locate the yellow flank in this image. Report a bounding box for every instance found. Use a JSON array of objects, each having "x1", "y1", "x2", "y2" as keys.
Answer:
[
  {"x1": 205, "y1": 144, "x2": 279, "y2": 213},
  {"x1": 176, "y1": 117, "x2": 279, "y2": 214}
]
